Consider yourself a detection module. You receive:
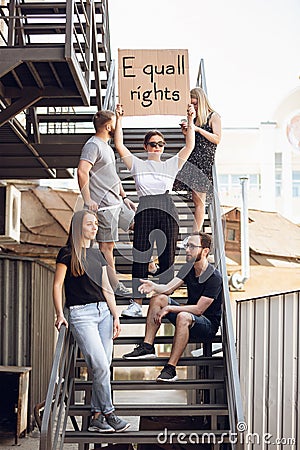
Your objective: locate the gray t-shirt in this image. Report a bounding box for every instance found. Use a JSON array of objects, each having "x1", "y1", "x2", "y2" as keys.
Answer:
[{"x1": 80, "y1": 136, "x2": 121, "y2": 208}]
